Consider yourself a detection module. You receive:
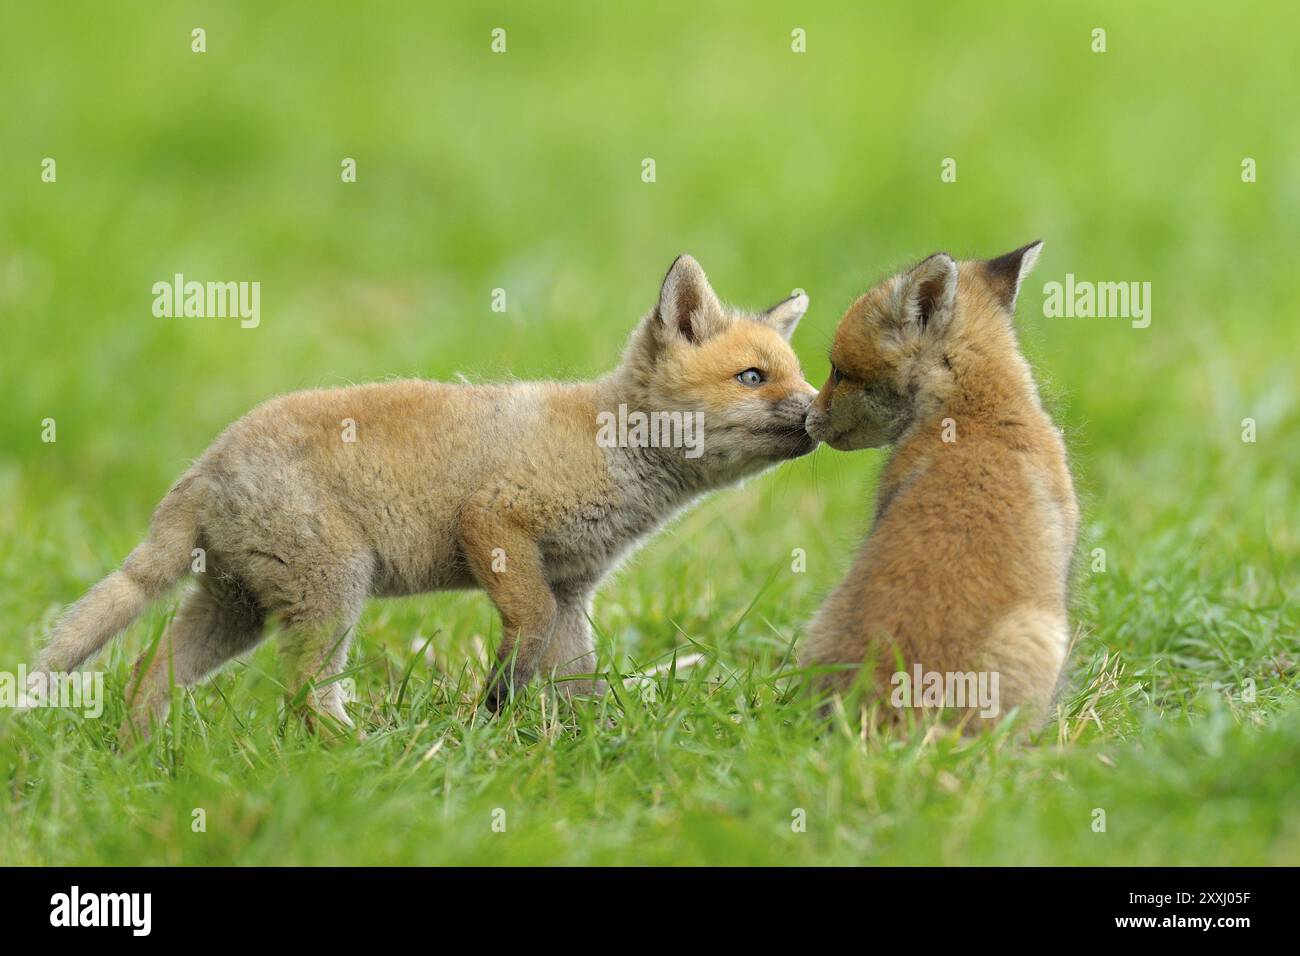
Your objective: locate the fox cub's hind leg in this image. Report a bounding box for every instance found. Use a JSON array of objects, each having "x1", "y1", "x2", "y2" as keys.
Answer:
[
  {"x1": 460, "y1": 510, "x2": 558, "y2": 709},
  {"x1": 979, "y1": 605, "x2": 1070, "y2": 731},
  {"x1": 276, "y1": 555, "x2": 373, "y2": 737},
  {"x1": 121, "y1": 581, "x2": 266, "y2": 740},
  {"x1": 539, "y1": 590, "x2": 604, "y2": 698},
  {"x1": 279, "y1": 610, "x2": 362, "y2": 736}
]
